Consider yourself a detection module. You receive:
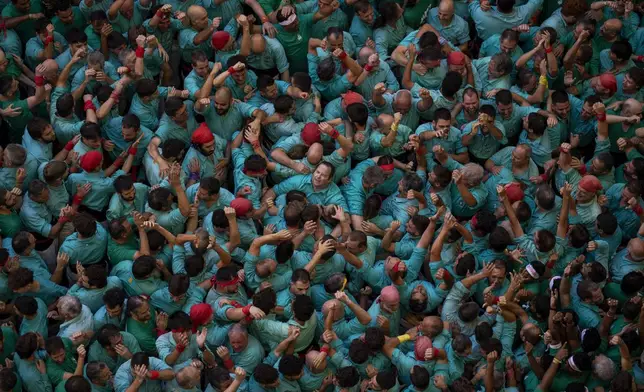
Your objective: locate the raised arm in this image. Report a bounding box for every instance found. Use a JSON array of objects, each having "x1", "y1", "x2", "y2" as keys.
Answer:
[{"x1": 335, "y1": 291, "x2": 371, "y2": 325}]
